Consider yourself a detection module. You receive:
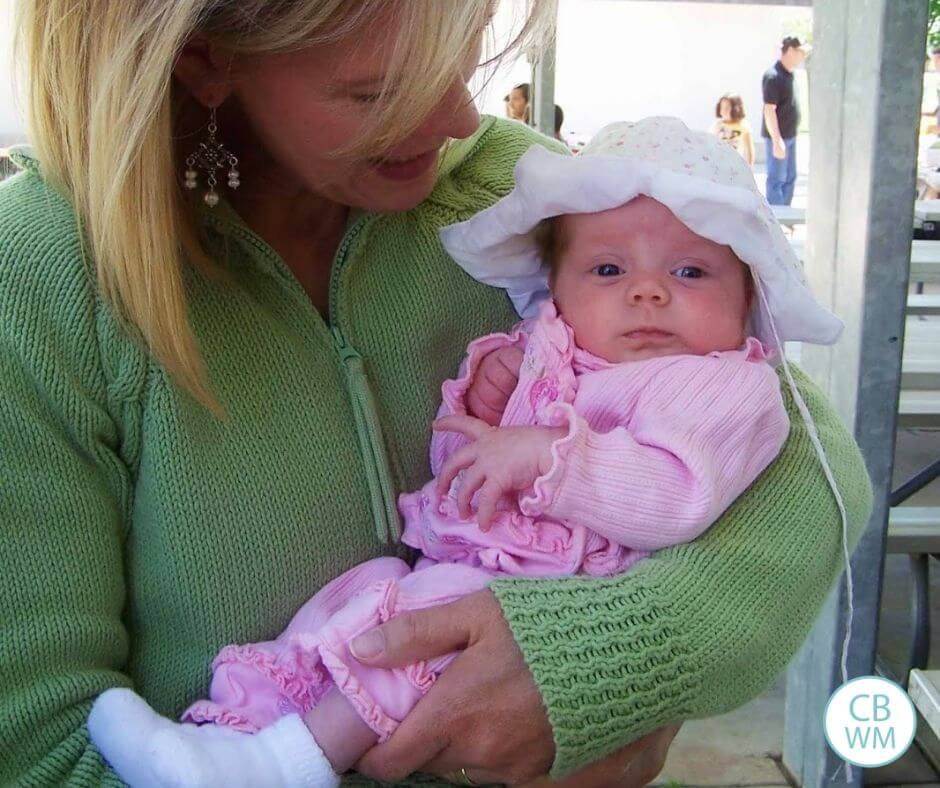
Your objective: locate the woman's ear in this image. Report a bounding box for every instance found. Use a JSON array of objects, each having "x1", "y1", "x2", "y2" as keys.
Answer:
[{"x1": 173, "y1": 35, "x2": 235, "y2": 108}]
